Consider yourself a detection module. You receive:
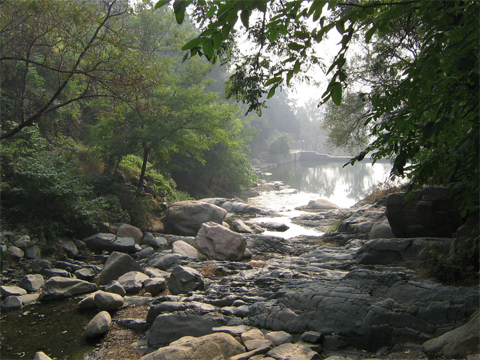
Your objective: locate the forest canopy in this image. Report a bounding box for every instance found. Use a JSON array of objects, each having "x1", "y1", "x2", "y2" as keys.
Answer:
[{"x1": 157, "y1": 0, "x2": 479, "y2": 216}]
